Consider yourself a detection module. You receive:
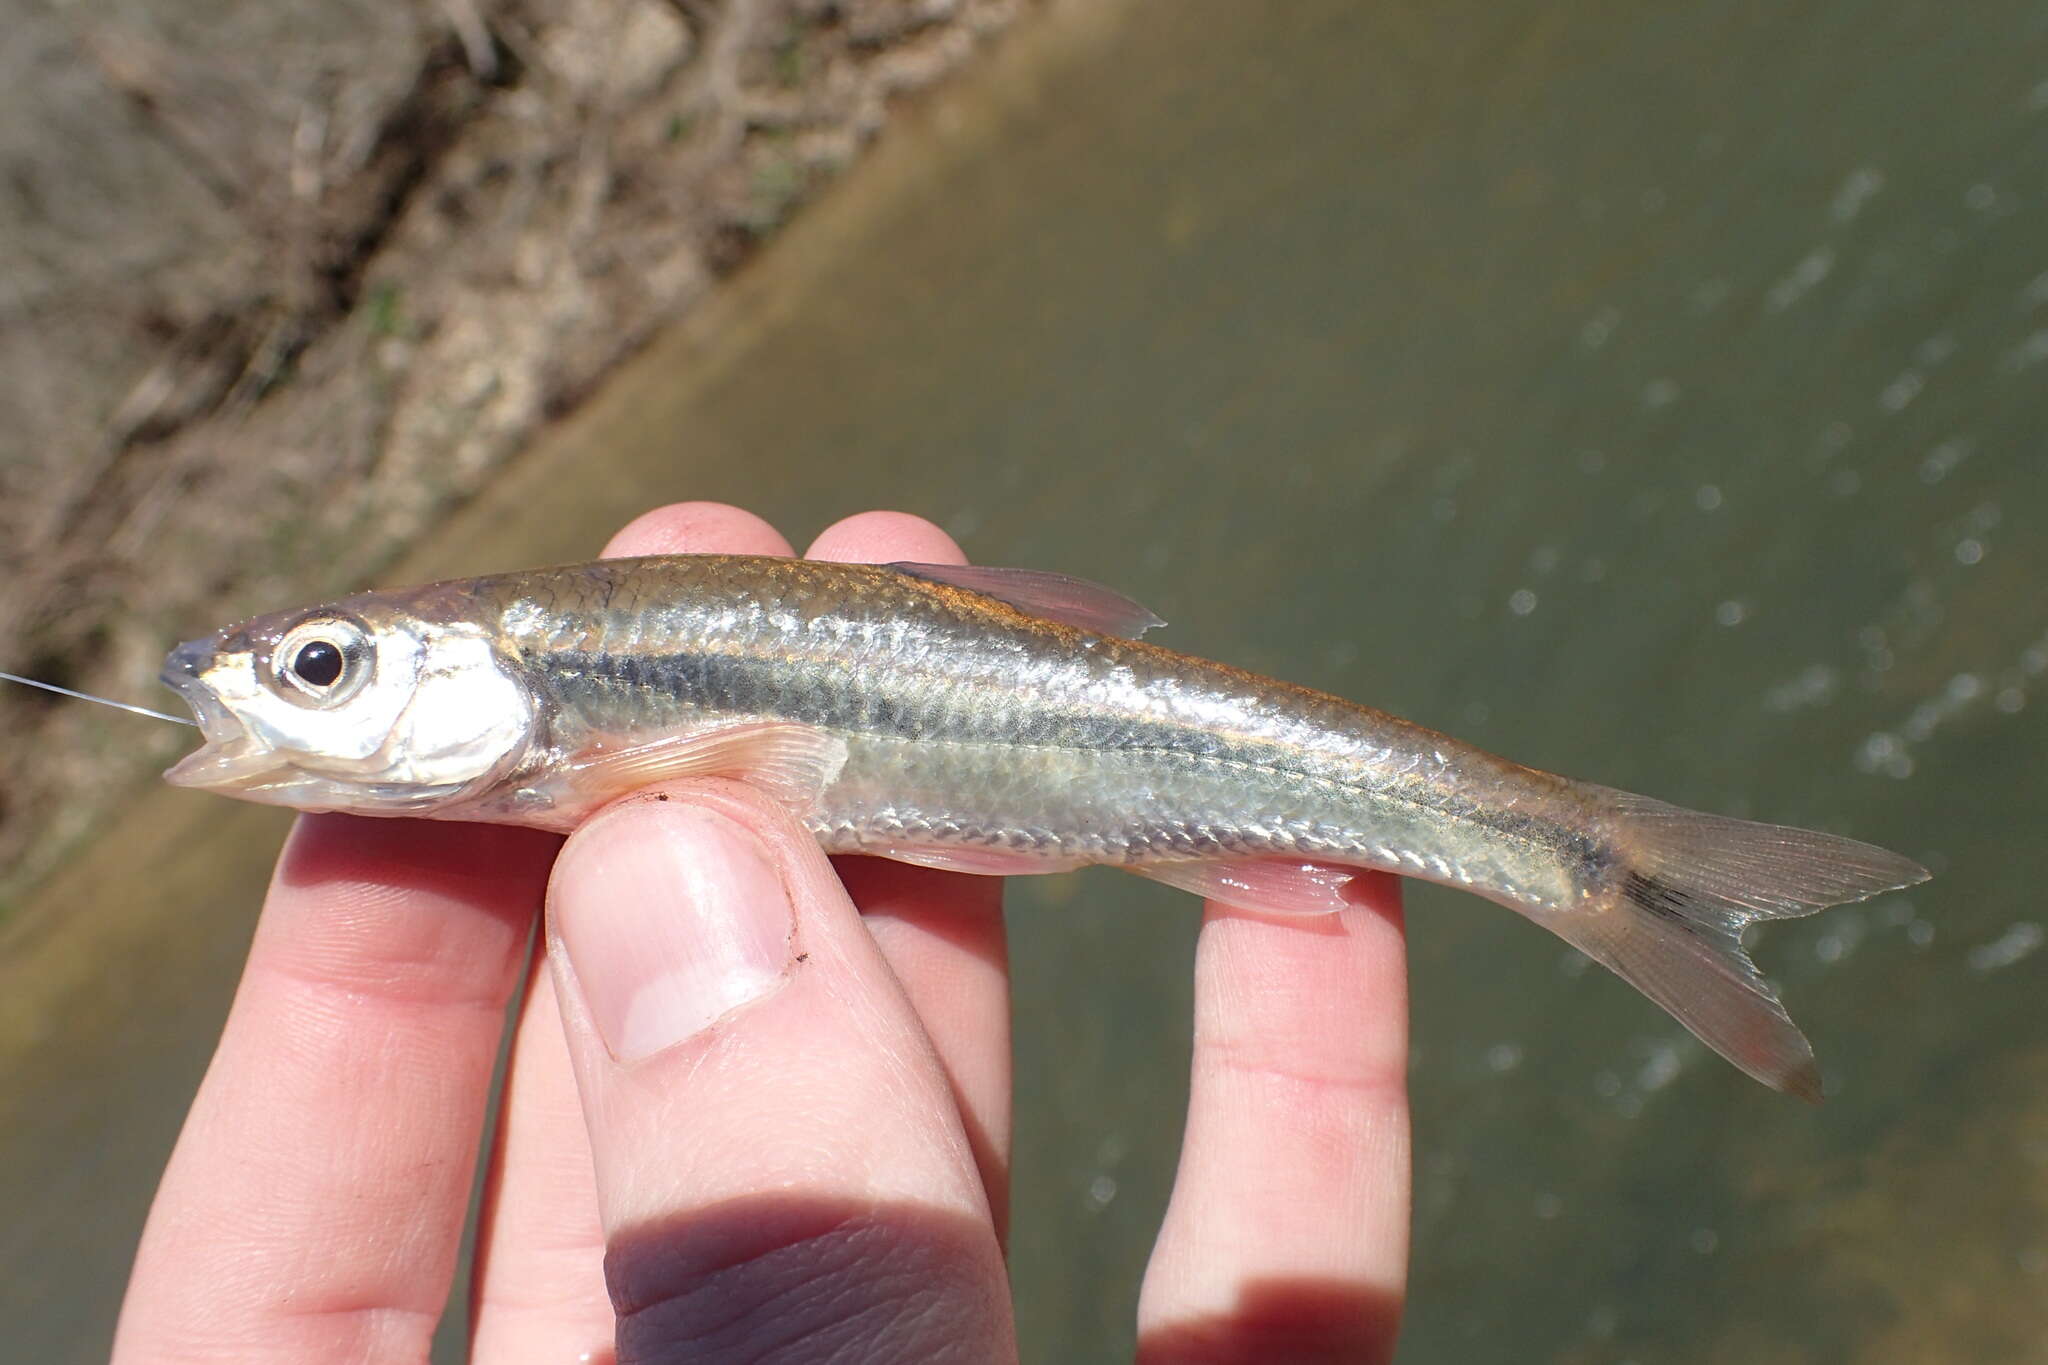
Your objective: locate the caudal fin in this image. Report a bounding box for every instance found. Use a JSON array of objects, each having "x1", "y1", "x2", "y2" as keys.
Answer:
[{"x1": 1554, "y1": 787, "x2": 1929, "y2": 1101}]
